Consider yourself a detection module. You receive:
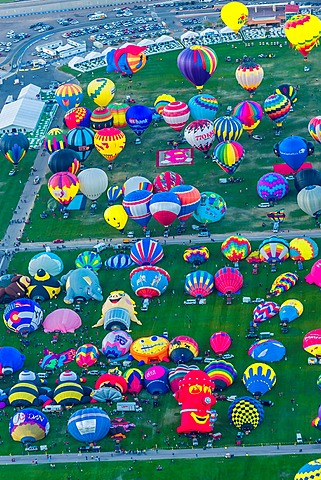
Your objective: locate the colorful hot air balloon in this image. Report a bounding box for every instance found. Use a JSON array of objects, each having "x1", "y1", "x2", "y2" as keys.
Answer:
[
  {"x1": 9, "y1": 409, "x2": 50, "y2": 443},
  {"x1": 149, "y1": 191, "x2": 181, "y2": 227},
  {"x1": 193, "y1": 191, "x2": 227, "y2": 224},
  {"x1": 123, "y1": 176, "x2": 153, "y2": 197},
  {"x1": 68, "y1": 407, "x2": 110, "y2": 442},
  {"x1": 221, "y1": 235, "x2": 251, "y2": 265},
  {"x1": 48, "y1": 171, "x2": 79, "y2": 206},
  {"x1": 87, "y1": 78, "x2": 115, "y2": 107},
  {"x1": 269, "y1": 272, "x2": 299, "y2": 297},
  {"x1": 153, "y1": 171, "x2": 184, "y2": 193},
  {"x1": 279, "y1": 299, "x2": 303, "y2": 323},
  {"x1": 101, "y1": 330, "x2": 132, "y2": 358},
  {"x1": 0, "y1": 132, "x2": 29, "y2": 166},
  {"x1": 105, "y1": 254, "x2": 134, "y2": 270},
  {"x1": 248, "y1": 339, "x2": 286, "y2": 363},
  {"x1": 78, "y1": 168, "x2": 108, "y2": 201},
  {"x1": 257, "y1": 173, "x2": 289, "y2": 203},
  {"x1": 306, "y1": 259, "x2": 321, "y2": 287},
  {"x1": 184, "y1": 270, "x2": 214, "y2": 298},
  {"x1": 308, "y1": 116, "x2": 321, "y2": 144},
  {"x1": 243, "y1": 363, "x2": 277, "y2": 396},
  {"x1": 75, "y1": 251, "x2": 102, "y2": 271},
  {"x1": 28, "y1": 252, "x2": 64, "y2": 277},
  {"x1": 263, "y1": 94, "x2": 291, "y2": 132},
  {"x1": 188, "y1": 94, "x2": 219, "y2": 121},
  {"x1": 213, "y1": 116, "x2": 243, "y2": 143},
  {"x1": 294, "y1": 459, "x2": 321, "y2": 480},
  {"x1": 123, "y1": 368, "x2": 144, "y2": 394},
  {"x1": 3, "y1": 298, "x2": 43, "y2": 336},
  {"x1": 44, "y1": 128, "x2": 67, "y2": 154},
  {"x1": 109, "y1": 103, "x2": 129, "y2": 128},
  {"x1": 183, "y1": 246, "x2": 209, "y2": 266},
  {"x1": 303, "y1": 329, "x2": 321, "y2": 356},
  {"x1": 42, "y1": 309, "x2": 81, "y2": 333},
  {"x1": 125, "y1": 105, "x2": 153, "y2": 136},
  {"x1": 228, "y1": 396, "x2": 264, "y2": 432},
  {"x1": 297, "y1": 185, "x2": 321, "y2": 217},
  {"x1": 214, "y1": 267, "x2": 243, "y2": 295},
  {"x1": 64, "y1": 106, "x2": 91, "y2": 129},
  {"x1": 104, "y1": 205, "x2": 128, "y2": 231},
  {"x1": 213, "y1": 141, "x2": 244, "y2": 175},
  {"x1": 204, "y1": 360, "x2": 237, "y2": 391},
  {"x1": 48, "y1": 149, "x2": 81, "y2": 175},
  {"x1": 284, "y1": 14, "x2": 321, "y2": 58},
  {"x1": 90, "y1": 107, "x2": 113, "y2": 131},
  {"x1": 177, "y1": 45, "x2": 218, "y2": 91},
  {"x1": 221, "y1": 1, "x2": 248, "y2": 32},
  {"x1": 253, "y1": 301, "x2": 280, "y2": 324},
  {"x1": 75, "y1": 344, "x2": 100, "y2": 368},
  {"x1": 130, "y1": 266, "x2": 170, "y2": 298},
  {"x1": 184, "y1": 120, "x2": 215, "y2": 154},
  {"x1": 55, "y1": 83, "x2": 83, "y2": 111},
  {"x1": 67, "y1": 127, "x2": 95, "y2": 162},
  {"x1": 94, "y1": 127, "x2": 126, "y2": 162},
  {"x1": 122, "y1": 190, "x2": 153, "y2": 230},
  {"x1": 171, "y1": 185, "x2": 201, "y2": 223},
  {"x1": 168, "y1": 364, "x2": 200, "y2": 393},
  {"x1": 235, "y1": 59, "x2": 264, "y2": 95},
  {"x1": 107, "y1": 185, "x2": 122, "y2": 203},
  {"x1": 259, "y1": 237, "x2": 289, "y2": 265},
  {"x1": 210, "y1": 331, "x2": 232, "y2": 355},
  {"x1": 274, "y1": 84, "x2": 298, "y2": 105},
  {"x1": 130, "y1": 239, "x2": 164, "y2": 266},
  {"x1": 144, "y1": 366, "x2": 170, "y2": 395},
  {"x1": 233, "y1": 100, "x2": 263, "y2": 136},
  {"x1": 154, "y1": 94, "x2": 176, "y2": 115},
  {"x1": 169, "y1": 336, "x2": 199, "y2": 364},
  {"x1": 274, "y1": 136, "x2": 313, "y2": 172},
  {"x1": 290, "y1": 236, "x2": 318, "y2": 262},
  {"x1": 162, "y1": 101, "x2": 190, "y2": 132},
  {"x1": 106, "y1": 44, "x2": 147, "y2": 76}
]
